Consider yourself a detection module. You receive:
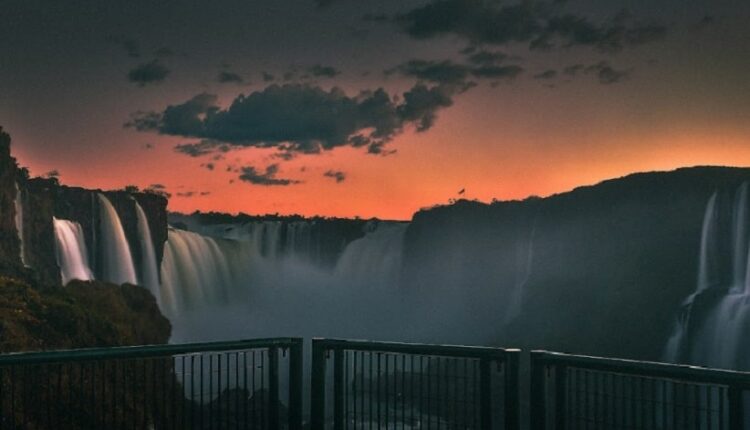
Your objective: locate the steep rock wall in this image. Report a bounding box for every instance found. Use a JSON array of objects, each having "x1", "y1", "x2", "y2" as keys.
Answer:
[{"x1": 402, "y1": 167, "x2": 750, "y2": 360}]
